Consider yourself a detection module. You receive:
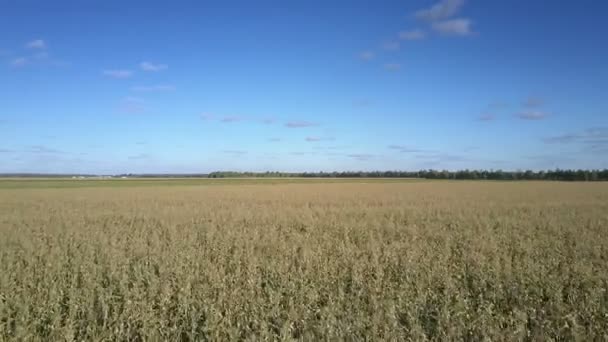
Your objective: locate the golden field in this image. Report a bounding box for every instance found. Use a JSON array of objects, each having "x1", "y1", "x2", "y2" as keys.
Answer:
[{"x1": 1, "y1": 180, "x2": 607, "y2": 340}]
